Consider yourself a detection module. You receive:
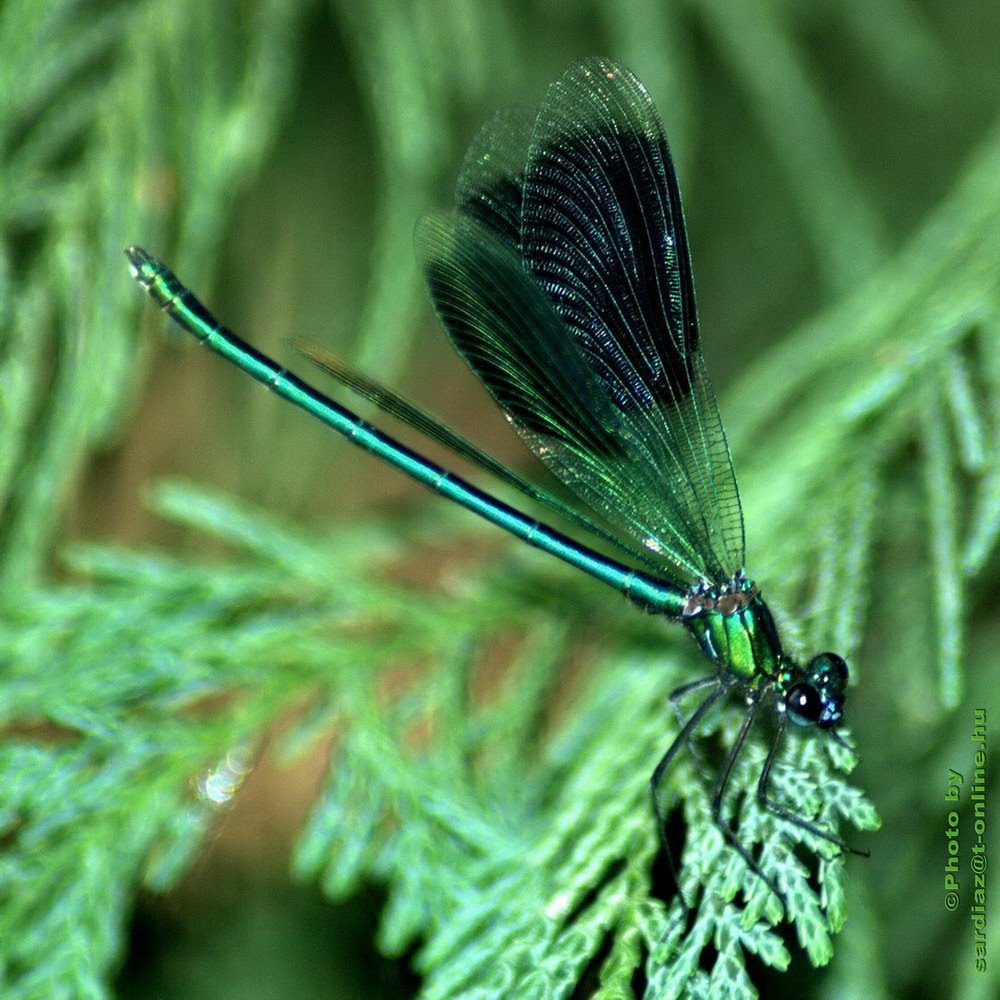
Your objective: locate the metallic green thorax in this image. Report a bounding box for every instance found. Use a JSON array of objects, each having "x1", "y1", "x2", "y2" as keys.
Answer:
[{"x1": 681, "y1": 574, "x2": 782, "y2": 681}]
